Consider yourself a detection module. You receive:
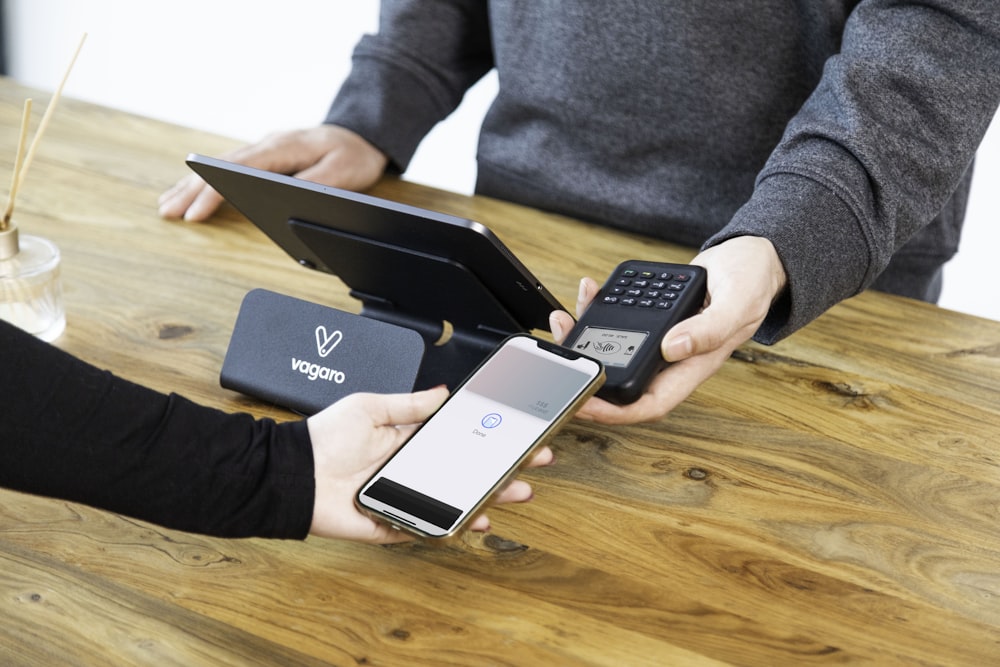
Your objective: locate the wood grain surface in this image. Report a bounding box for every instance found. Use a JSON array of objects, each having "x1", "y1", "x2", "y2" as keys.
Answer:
[{"x1": 1, "y1": 77, "x2": 999, "y2": 666}]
